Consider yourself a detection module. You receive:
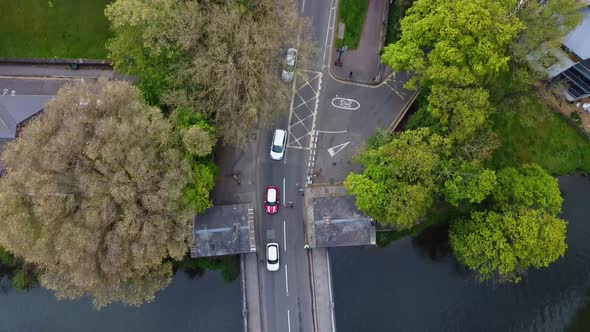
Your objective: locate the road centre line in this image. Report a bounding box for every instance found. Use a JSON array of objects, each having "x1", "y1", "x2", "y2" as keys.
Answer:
[
  {"x1": 287, "y1": 309, "x2": 292, "y2": 332},
  {"x1": 283, "y1": 177, "x2": 286, "y2": 206},
  {"x1": 285, "y1": 264, "x2": 289, "y2": 296},
  {"x1": 283, "y1": 220, "x2": 287, "y2": 252}
]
